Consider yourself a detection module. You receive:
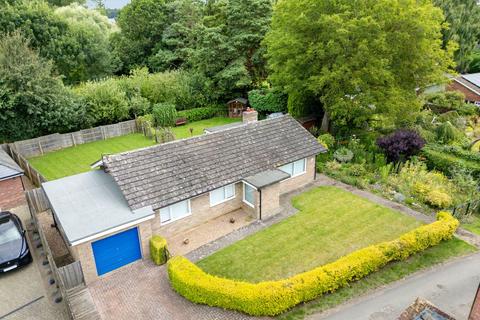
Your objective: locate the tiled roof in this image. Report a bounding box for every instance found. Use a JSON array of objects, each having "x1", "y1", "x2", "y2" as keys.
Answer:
[
  {"x1": 0, "y1": 148, "x2": 23, "y2": 180},
  {"x1": 103, "y1": 115, "x2": 325, "y2": 210},
  {"x1": 455, "y1": 76, "x2": 480, "y2": 95}
]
